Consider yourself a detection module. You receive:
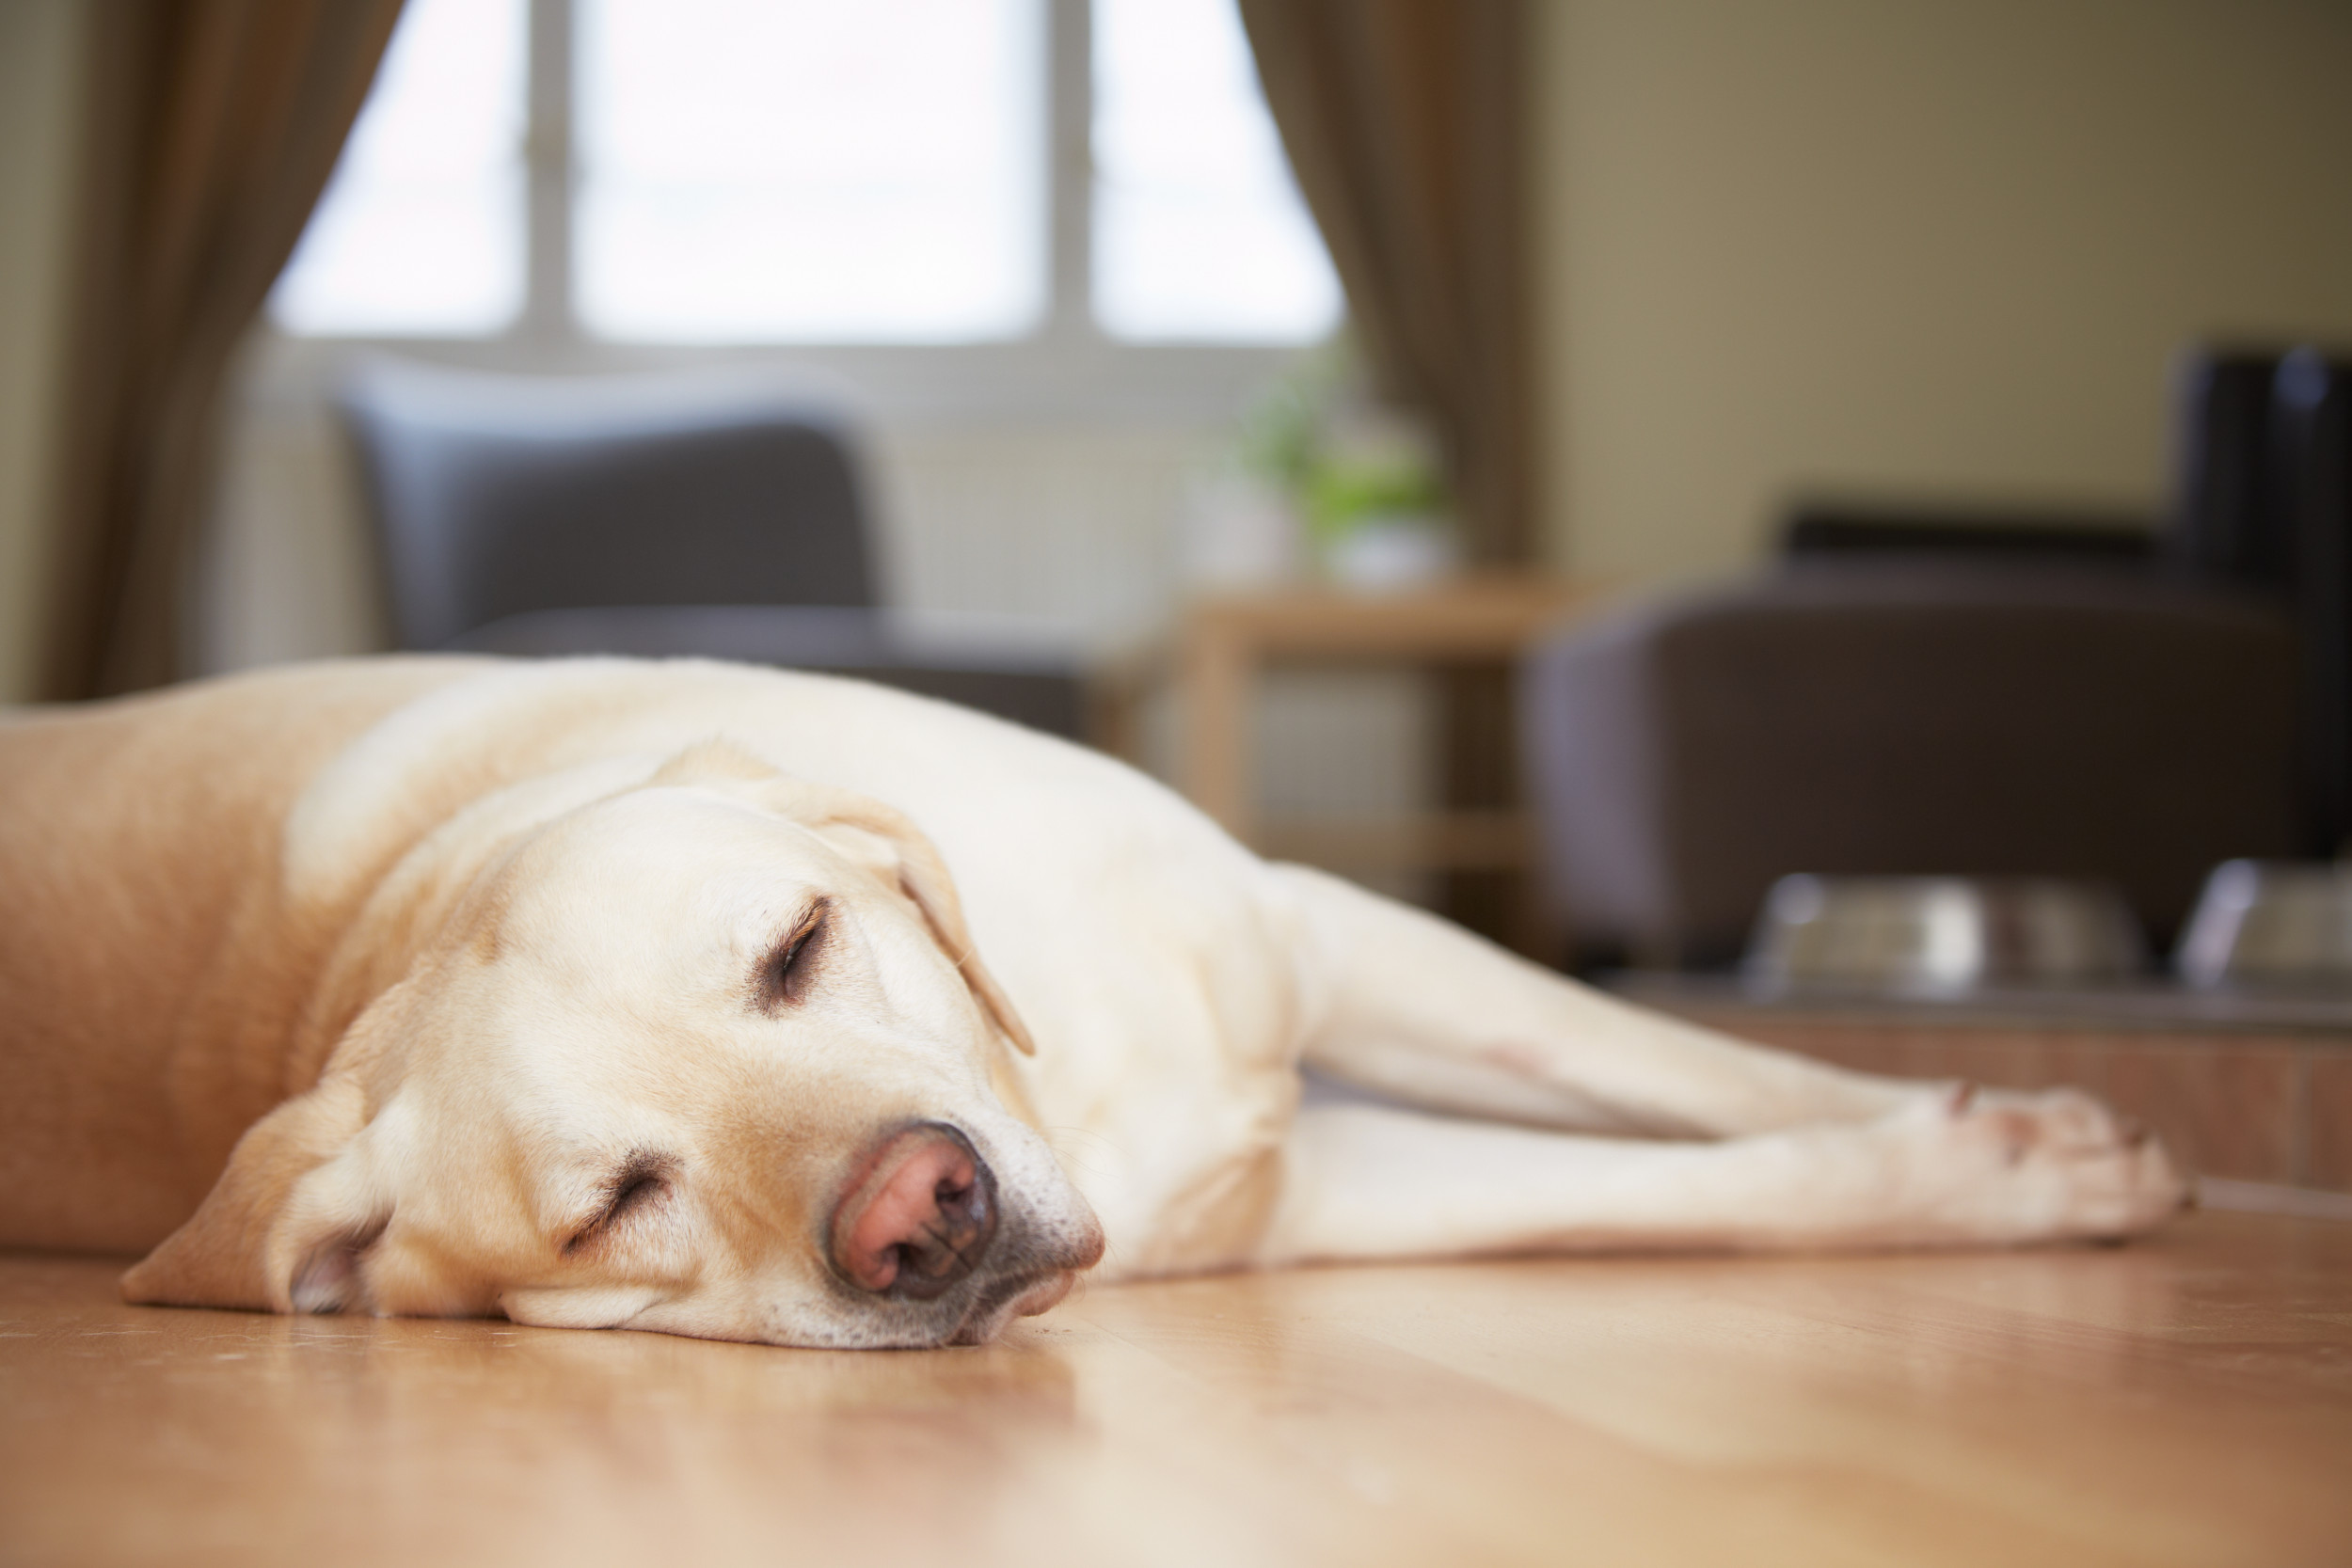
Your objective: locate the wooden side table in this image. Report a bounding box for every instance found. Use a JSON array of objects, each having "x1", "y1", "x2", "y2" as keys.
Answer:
[{"x1": 1160, "y1": 577, "x2": 1602, "y2": 936}]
